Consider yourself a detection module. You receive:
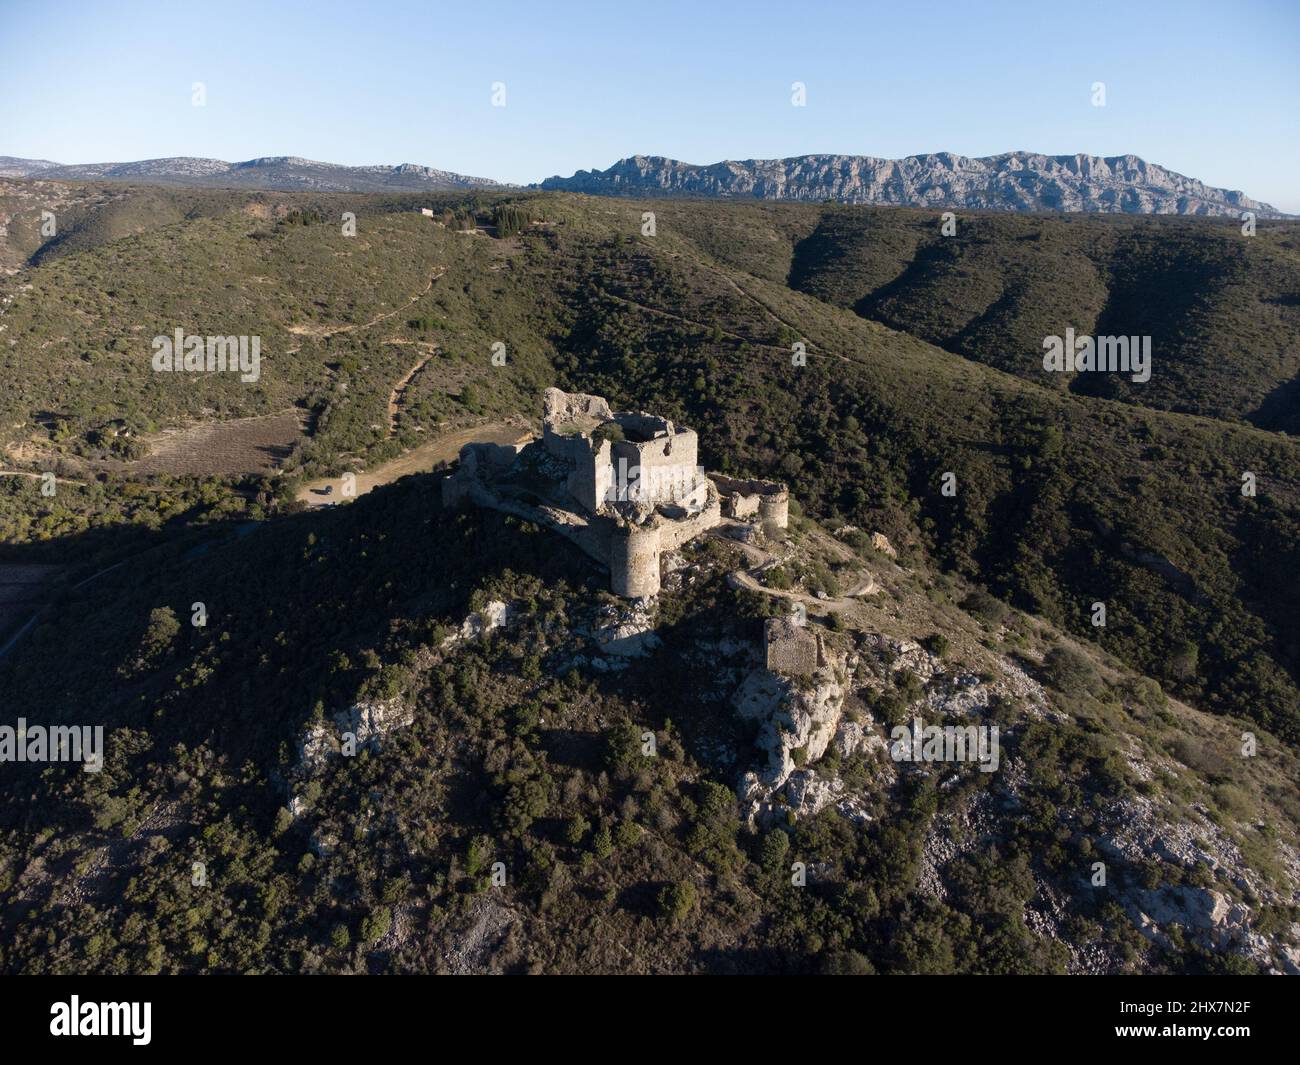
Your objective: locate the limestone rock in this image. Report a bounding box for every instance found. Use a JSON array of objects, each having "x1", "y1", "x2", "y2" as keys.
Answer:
[
  {"x1": 735, "y1": 638, "x2": 854, "y2": 822},
  {"x1": 337, "y1": 697, "x2": 415, "y2": 751},
  {"x1": 444, "y1": 599, "x2": 515, "y2": 645},
  {"x1": 870, "y1": 532, "x2": 897, "y2": 558},
  {"x1": 591, "y1": 600, "x2": 661, "y2": 658}
]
